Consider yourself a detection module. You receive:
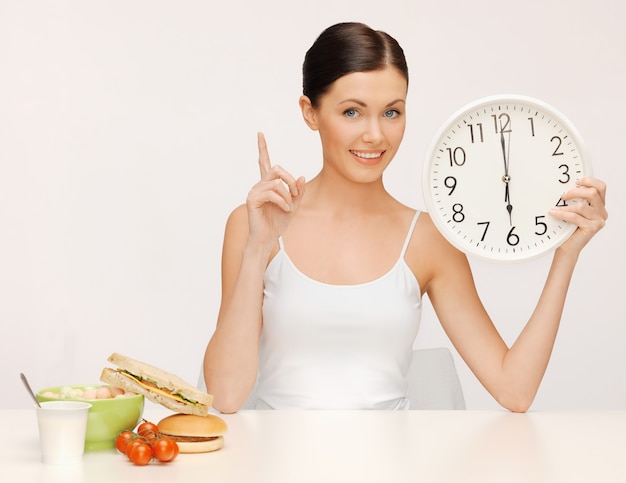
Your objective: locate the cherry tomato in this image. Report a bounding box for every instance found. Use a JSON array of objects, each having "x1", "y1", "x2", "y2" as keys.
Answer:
[
  {"x1": 171, "y1": 440, "x2": 179, "y2": 460},
  {"x1": 127, "y1": 440, "x2": 153, "y2": 466},
  {"x1": 125, "y1": 437, "x2": 149, "y2": 459},
  {"x1": 152, "y1": 437, "x2": 179, "y2": 463},
  {"x1": 143, "y1": 429, "x2": 160, "y2": 445},
  {"x1": 115, "y1": 430, "x2": 134, "y2": 454},
  {"x1": 137, "y1": 420, "x2": 160, "y2": 437}
]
